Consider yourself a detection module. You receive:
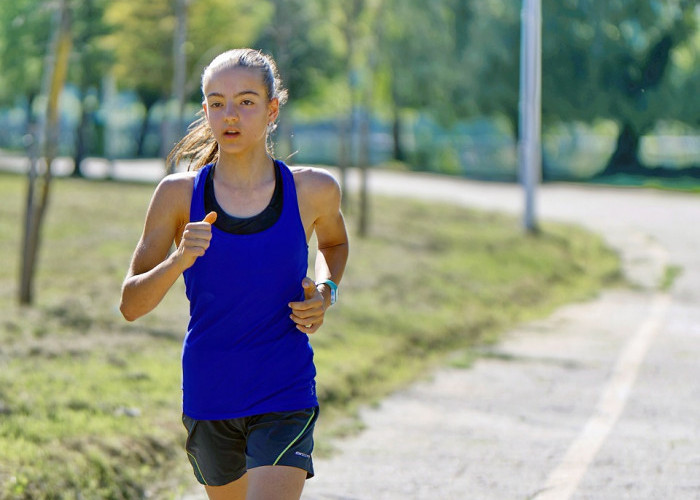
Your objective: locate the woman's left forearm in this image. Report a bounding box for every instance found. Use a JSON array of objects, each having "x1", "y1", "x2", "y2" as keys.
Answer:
[{"x1": 315, "y1": 242, "x2": 349, "y2": 308}]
